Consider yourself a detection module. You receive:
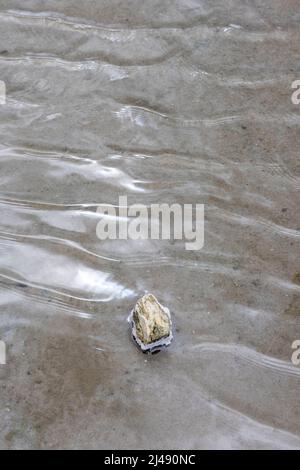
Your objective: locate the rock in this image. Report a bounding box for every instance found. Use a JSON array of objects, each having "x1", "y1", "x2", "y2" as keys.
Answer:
[
  {"x1": 129, "y1": 294, "x2": 173, "y2": 354},
  {"x1": 133, "y1": 294, "x2": 171, "y2": 344}
]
